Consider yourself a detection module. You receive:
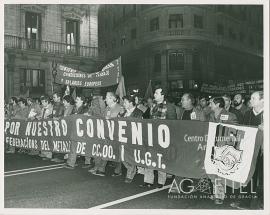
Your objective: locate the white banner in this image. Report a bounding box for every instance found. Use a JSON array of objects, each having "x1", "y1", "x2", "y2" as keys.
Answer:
[{"x1": 204, "y1": 122, "x2": 258, "y2": 184}]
